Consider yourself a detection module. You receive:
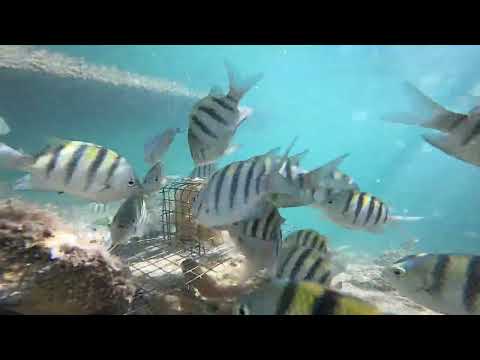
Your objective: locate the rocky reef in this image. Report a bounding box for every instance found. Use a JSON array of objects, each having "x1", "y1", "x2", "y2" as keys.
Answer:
[{"x1": 0, "y1": 199, "x2": 136, "y2": 315}]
